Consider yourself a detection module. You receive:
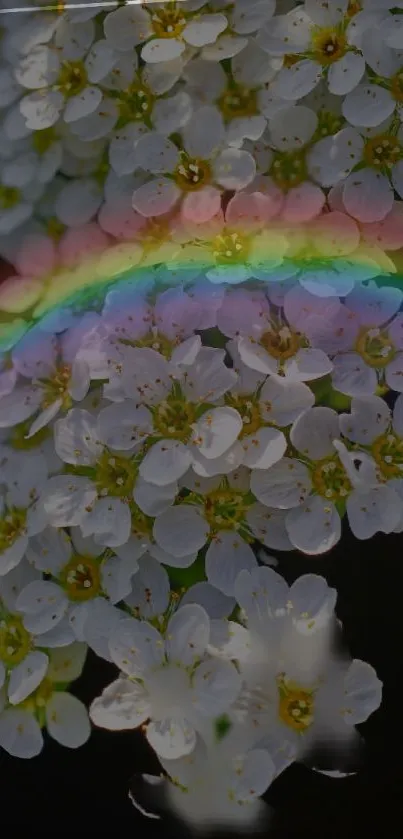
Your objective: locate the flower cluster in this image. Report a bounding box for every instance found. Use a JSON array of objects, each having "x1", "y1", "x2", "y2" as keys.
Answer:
[
  {"x1": 0, "y1": 277, "x2": 396, "y2": 827},
  {"x1": 2, "y1": 0, "x2": 403, "y2": 332},
  {"x1": 1, "y1": 0, "x2": 402, "y2": 830}
]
